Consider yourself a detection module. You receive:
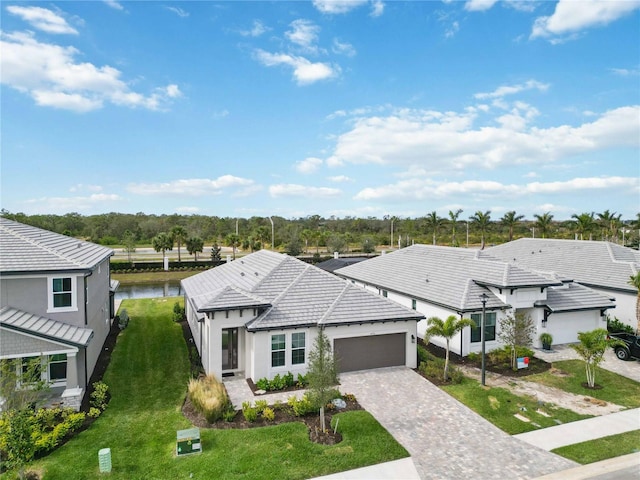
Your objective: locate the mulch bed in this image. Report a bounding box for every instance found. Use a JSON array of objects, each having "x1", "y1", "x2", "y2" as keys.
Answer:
[{"x1": 181, "y1": 395, "x2": 362, "y2": 445}]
